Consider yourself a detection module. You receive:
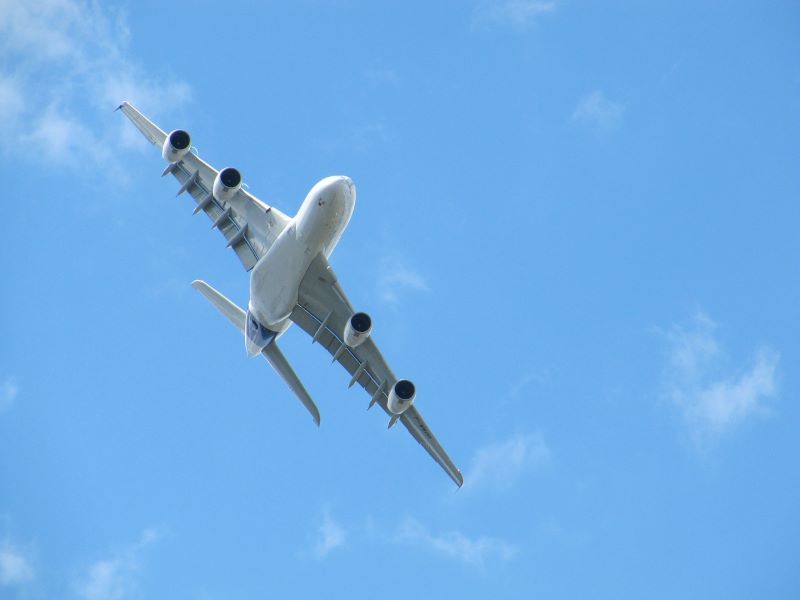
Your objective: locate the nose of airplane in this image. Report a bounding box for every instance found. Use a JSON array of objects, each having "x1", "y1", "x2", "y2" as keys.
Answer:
[
  {"x1": 311, "y1": 175, "x2": 356, "y2": 207},
  {"x1": 330, "y1": 175, "x2": 354, "y2": 200}
]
